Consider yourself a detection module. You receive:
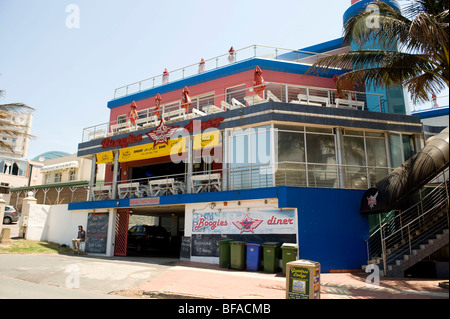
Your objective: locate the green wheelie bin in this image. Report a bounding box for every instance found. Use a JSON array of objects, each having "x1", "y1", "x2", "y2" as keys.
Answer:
[
  {"x1": 218, "y1": 239, "x2": 233, "y2": 268},
  {"x1": 230, "y1": 241, "x2": 246, "y2": 270},
  {"x1": 281, "y1": 243, "x2": 299, "y2": 276},
  {"x1": 262, "y1": 242, "x2": 281, "y2": 273}
]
